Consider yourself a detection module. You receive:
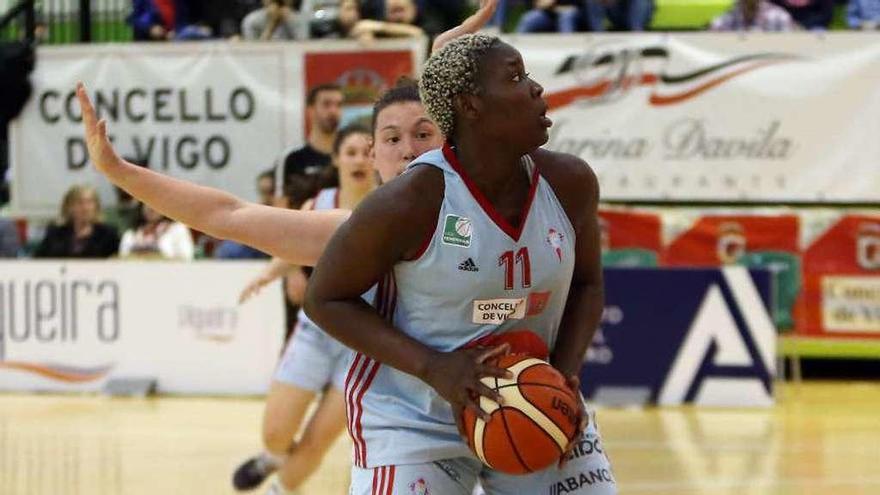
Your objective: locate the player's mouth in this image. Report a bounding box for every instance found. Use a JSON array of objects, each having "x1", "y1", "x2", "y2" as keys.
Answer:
[
  {"x1": 351, "y1": 170, "x2": 369, "y2": 180},
  {"x1": 539, "y1": 104, "x2": 553, "y2": 128}
]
